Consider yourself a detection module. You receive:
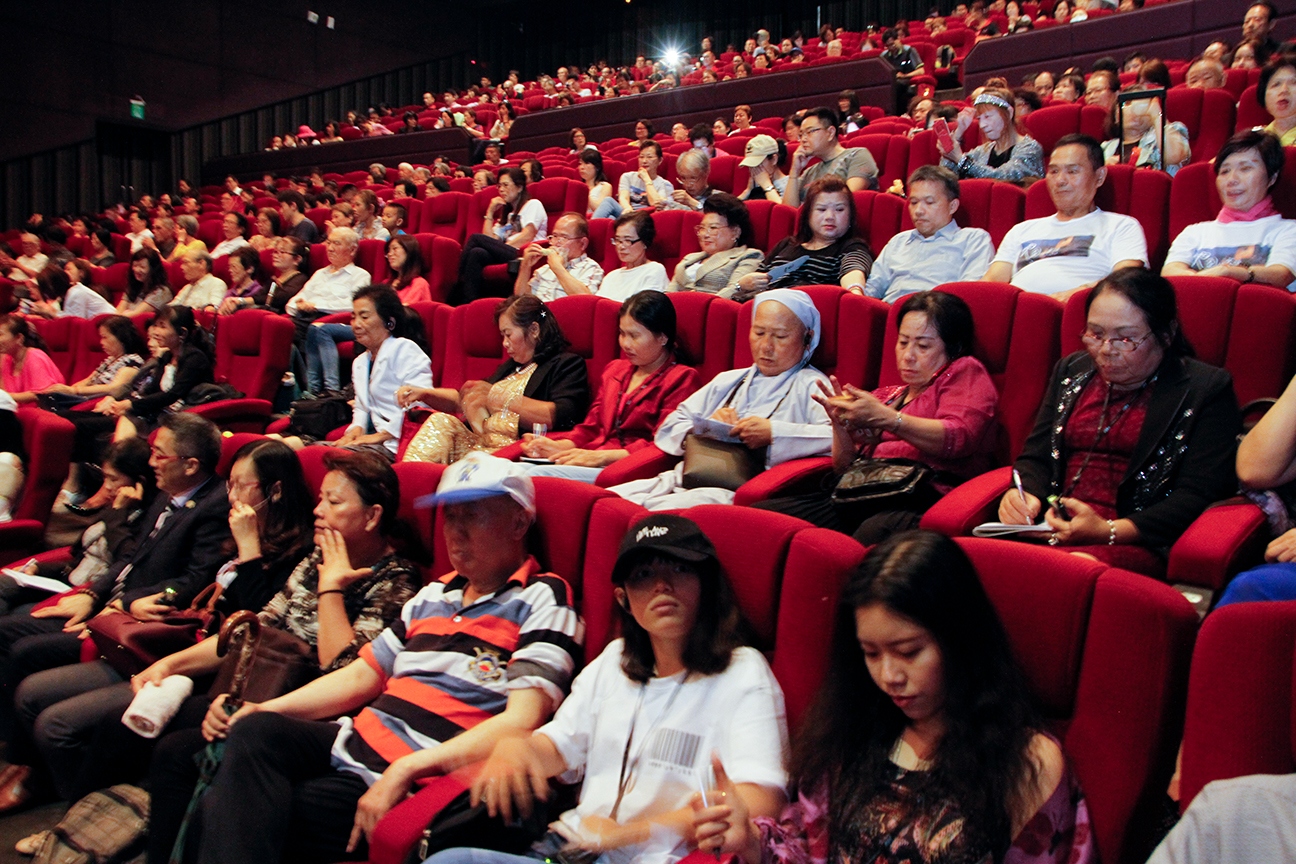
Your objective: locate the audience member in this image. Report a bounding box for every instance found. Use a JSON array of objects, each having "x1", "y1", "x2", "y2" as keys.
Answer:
[
  {"x1": 285, "y1": 227, "x2": 370, "y2": 330},
  {"x1": 353, "y1": 190, "x2": 390, "y2": 242},
  {"x1": 881, "y1": 28, "x2": 927, "y2": 113},
  {"x1": 596, "y1": 212, "x2": 668, "y2": 301},
  {"x1": 1233, "y1": 39, "x2": 1262, "y2": 69},
  {"x1": 1052, "y1": 73, "x2": 1085, "y2": 103},
  {"x1": 939, "y1": 89, "x2": 1045, "y2": 182},
  {"x1": 453, "y1": 167, "x2": 547, "y2": 303},
  {"x1": 117, "y1": 248, "x2": 172, "y2": 315},
  {"x1": 783, "y1": 107, "x2": 879, "y2": 207},
  {"x1": 1261, "y1": 51, "x2": 1296, "y2": 145},
  {"x1": 123, "y1": 210, "x2": 153, "y2": 253},
  {"x1": 57, "y1": 260, "x2": 116, "y2": 319},
  {"x1": 168, "y1": 217, "x2": 206, "y2": 262},
  {"x1": 1103, "y1": 88, "x2": 1191, "y2": 174},
  {"x1": 985, "y1": 134, "x2": 1148, "y2": 297},
  {"x1": 1084, "y1": 70, "x2": 1120, "y2": 112},
  {"x1": 278, "y1": 190, "x2": 320, "y2": 244},
  {"x1": 246, "y1": 209, "x2": 280, "y2": 253},
  {"x1": 577, "y1": 150, "x2": 614, "y2": 217},
  {"x1": 593, "y1": 140, "x2": 674, "y2": 219},
  {"x1": 514, "y1": 213, "x2": 604, "y2": 302},
  {"x1": 998, "y1": 268, "x2": 1241, "y2": 574},
  {"x1": 263, "y1": 235, "x2": 311, "y2": 314},
  {"x1": 665, "y1": 149, "x2": 714, "y2": 211},
  {"x1": 171, "y1": 250, "x2": 225, "y2": 310},
  {"x1": 209, "y1": 213, "x2": 251, "y2": 259},
  {"x1": 738, "y1": 135, "x2": 788, "y2": 203},
  {"x1": 666, "y1": 193, "x2": 763, "y2": 297},
  {"x1": 866, "y1": 167, "x2": 996, "y2": 303},
  {"x1": 1185, "y1": 57, "x2": 1227, "y2": 89},
  {"x1": 1243, "y1": 0, "x2": 1280, "y2": 63},
  {"x1": 0, "y1": 315, "x2": 64, "y2": 405}
]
